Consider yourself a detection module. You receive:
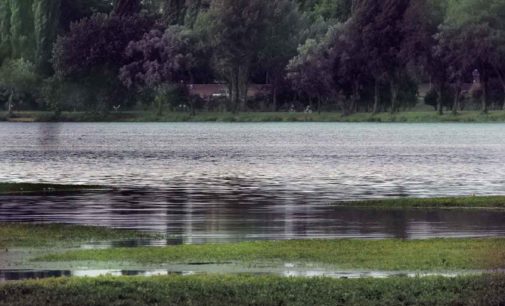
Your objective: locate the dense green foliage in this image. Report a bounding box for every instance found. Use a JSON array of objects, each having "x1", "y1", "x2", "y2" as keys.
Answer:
[
  {"x1": 1, "y1": 0, "x2": 505, "y2": 116},
  {"x1": 0, "y1": 58, "x2": 39, "y2": 112},
  {"x1": 1, "y1": 274, "x2": 505, "y2": 306},
  {"x1": 39, "y1": 238, "x2": 505, "y2": 271}
]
